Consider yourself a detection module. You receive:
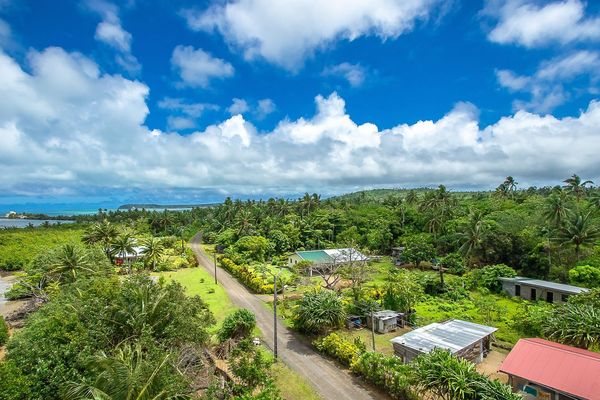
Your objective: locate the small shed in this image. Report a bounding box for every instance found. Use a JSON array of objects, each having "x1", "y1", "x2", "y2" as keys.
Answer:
[
  {"x1": 499, "y1": 276, "x2": 587, "y2": 303},
  {"x1": 391, "y1": 247, "x2": 405, "y2": 265},
  {"x1": 390, "y1": 319, "x2": 497, "y2": 364},
  {"x1": 366, "y1": 310, "x2": 402, "y2": 333}
]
